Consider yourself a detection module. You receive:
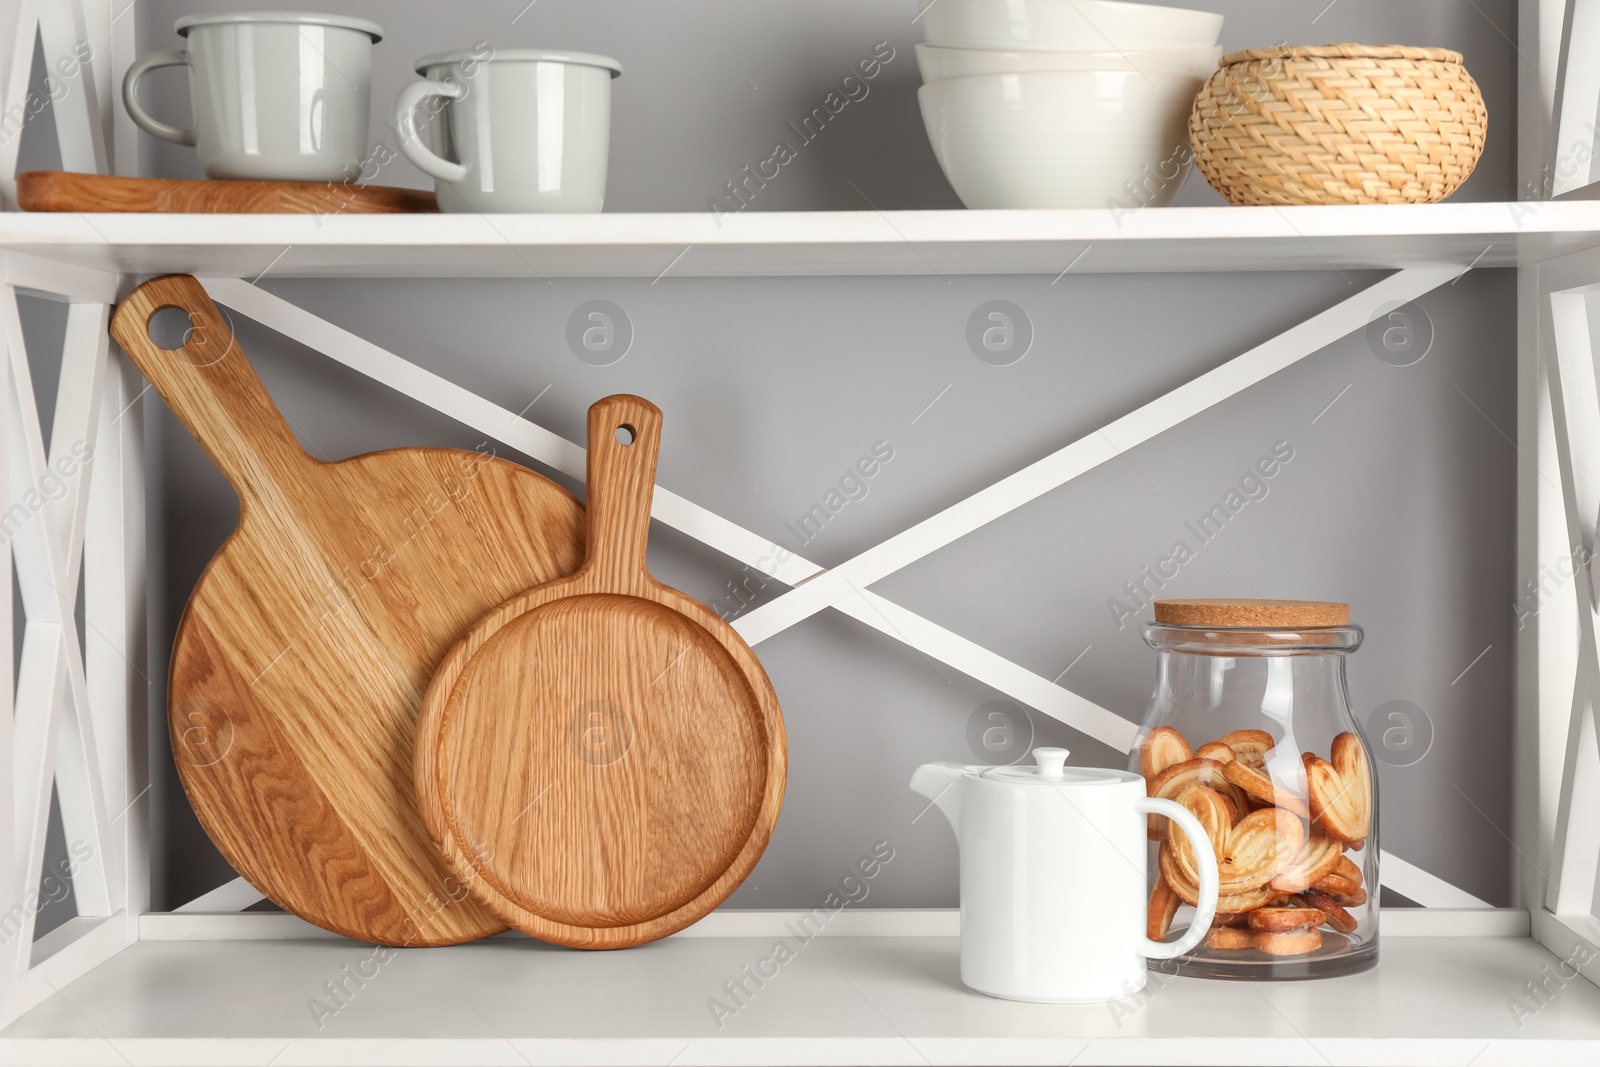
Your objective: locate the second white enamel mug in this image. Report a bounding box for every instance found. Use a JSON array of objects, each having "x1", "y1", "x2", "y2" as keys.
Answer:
[{"x1": 394, "y1": 48, "x2": 622, "y2": 213}]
